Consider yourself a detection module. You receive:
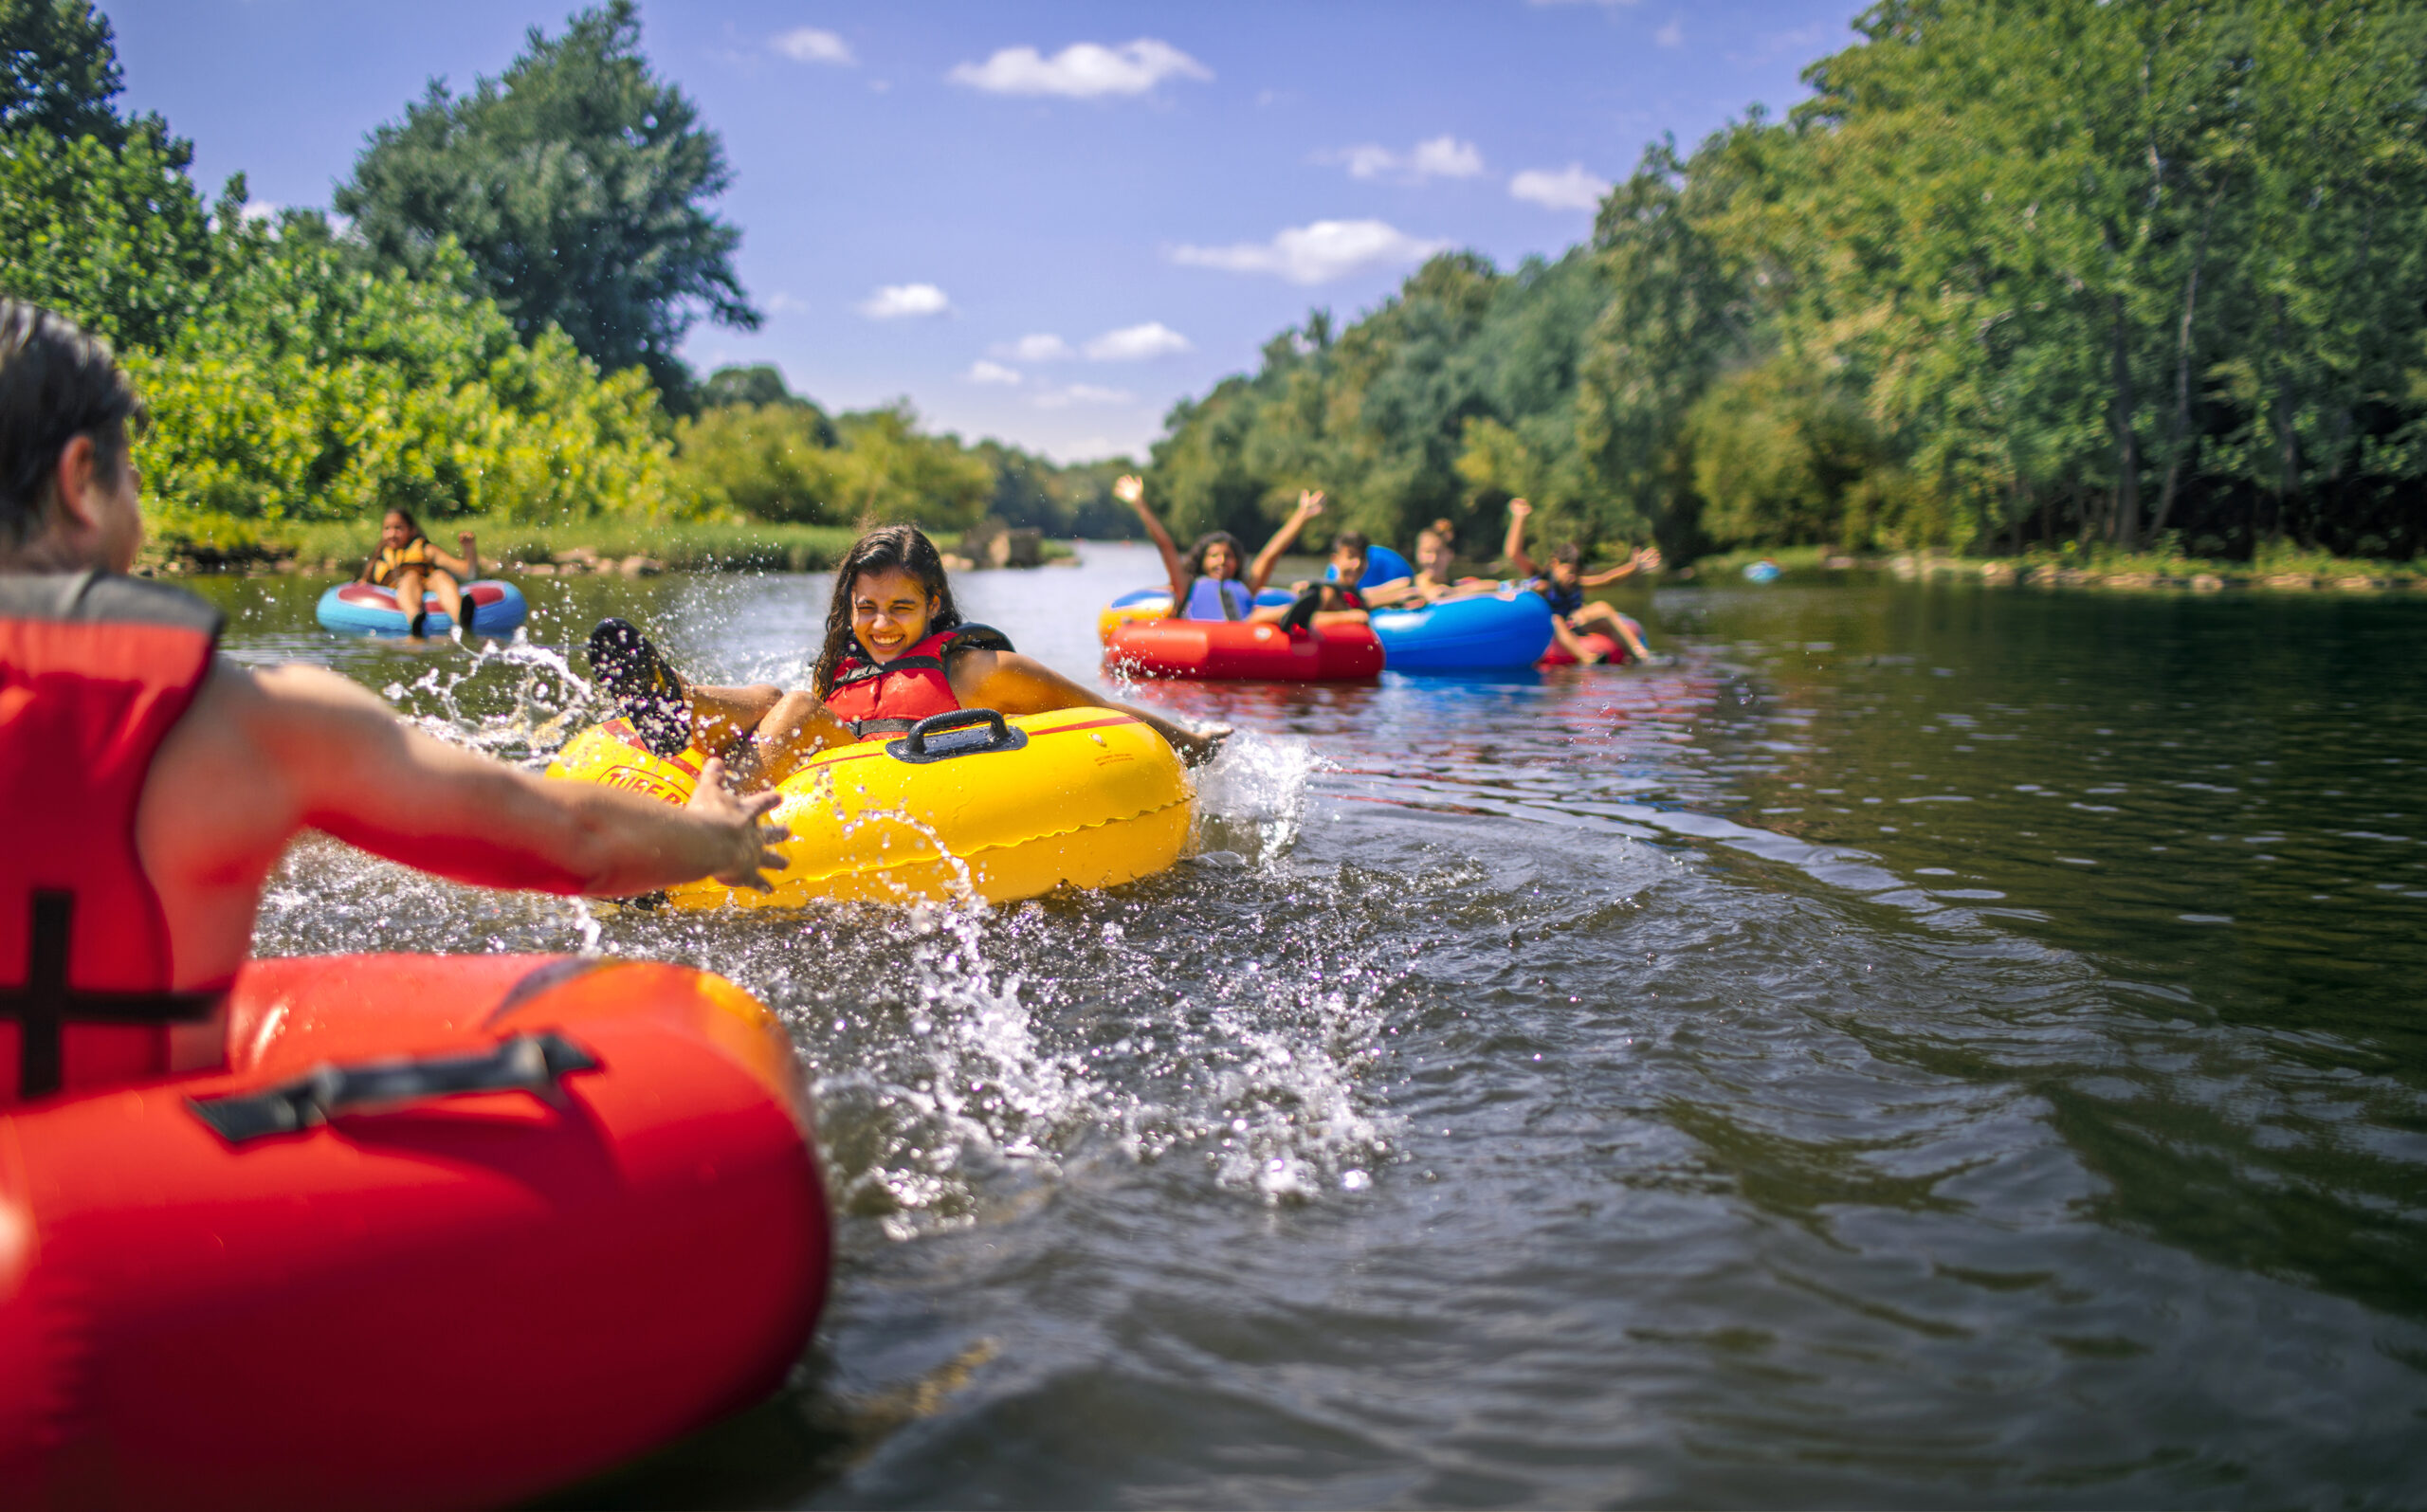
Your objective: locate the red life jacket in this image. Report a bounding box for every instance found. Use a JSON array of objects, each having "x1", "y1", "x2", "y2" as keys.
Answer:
[
  {"x1": 821, "y1": 623, "x2": 1013, "y2": 739},
  {"x1": 0, "y1": 572, "x2": 228, "y2": 1105}
]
